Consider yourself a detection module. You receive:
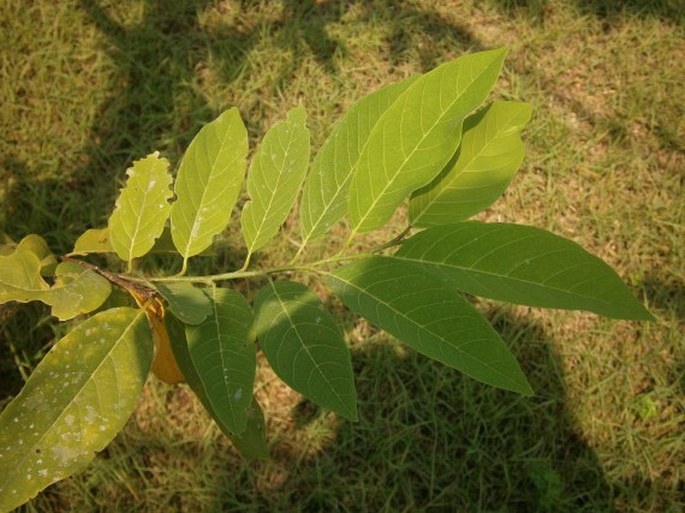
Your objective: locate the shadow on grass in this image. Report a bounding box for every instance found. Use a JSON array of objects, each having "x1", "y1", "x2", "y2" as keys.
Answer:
[
  {"x1": 208, "y1": 310, "x2": 617, "y2": 512},
  {"x1": 489, "y1": 0, "x2": 684, "y2": 24}
]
